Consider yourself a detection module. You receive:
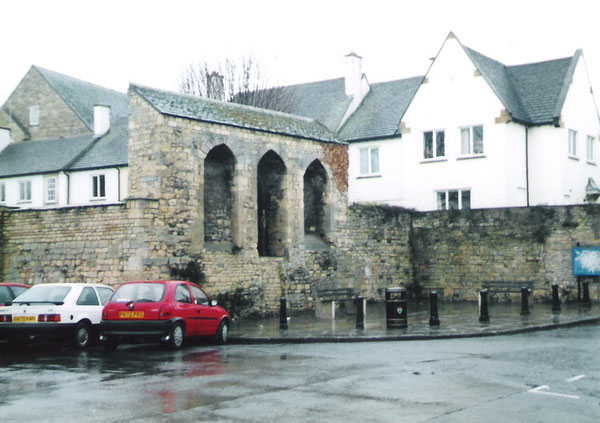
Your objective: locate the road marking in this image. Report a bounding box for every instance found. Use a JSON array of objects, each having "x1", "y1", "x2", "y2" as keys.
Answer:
[
  {"x1": 527, "y1": 385, "x2": 579, "y2": 400},
  {"x1": 566, "y1": 375, "x2": 585, "y2": 383}
]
